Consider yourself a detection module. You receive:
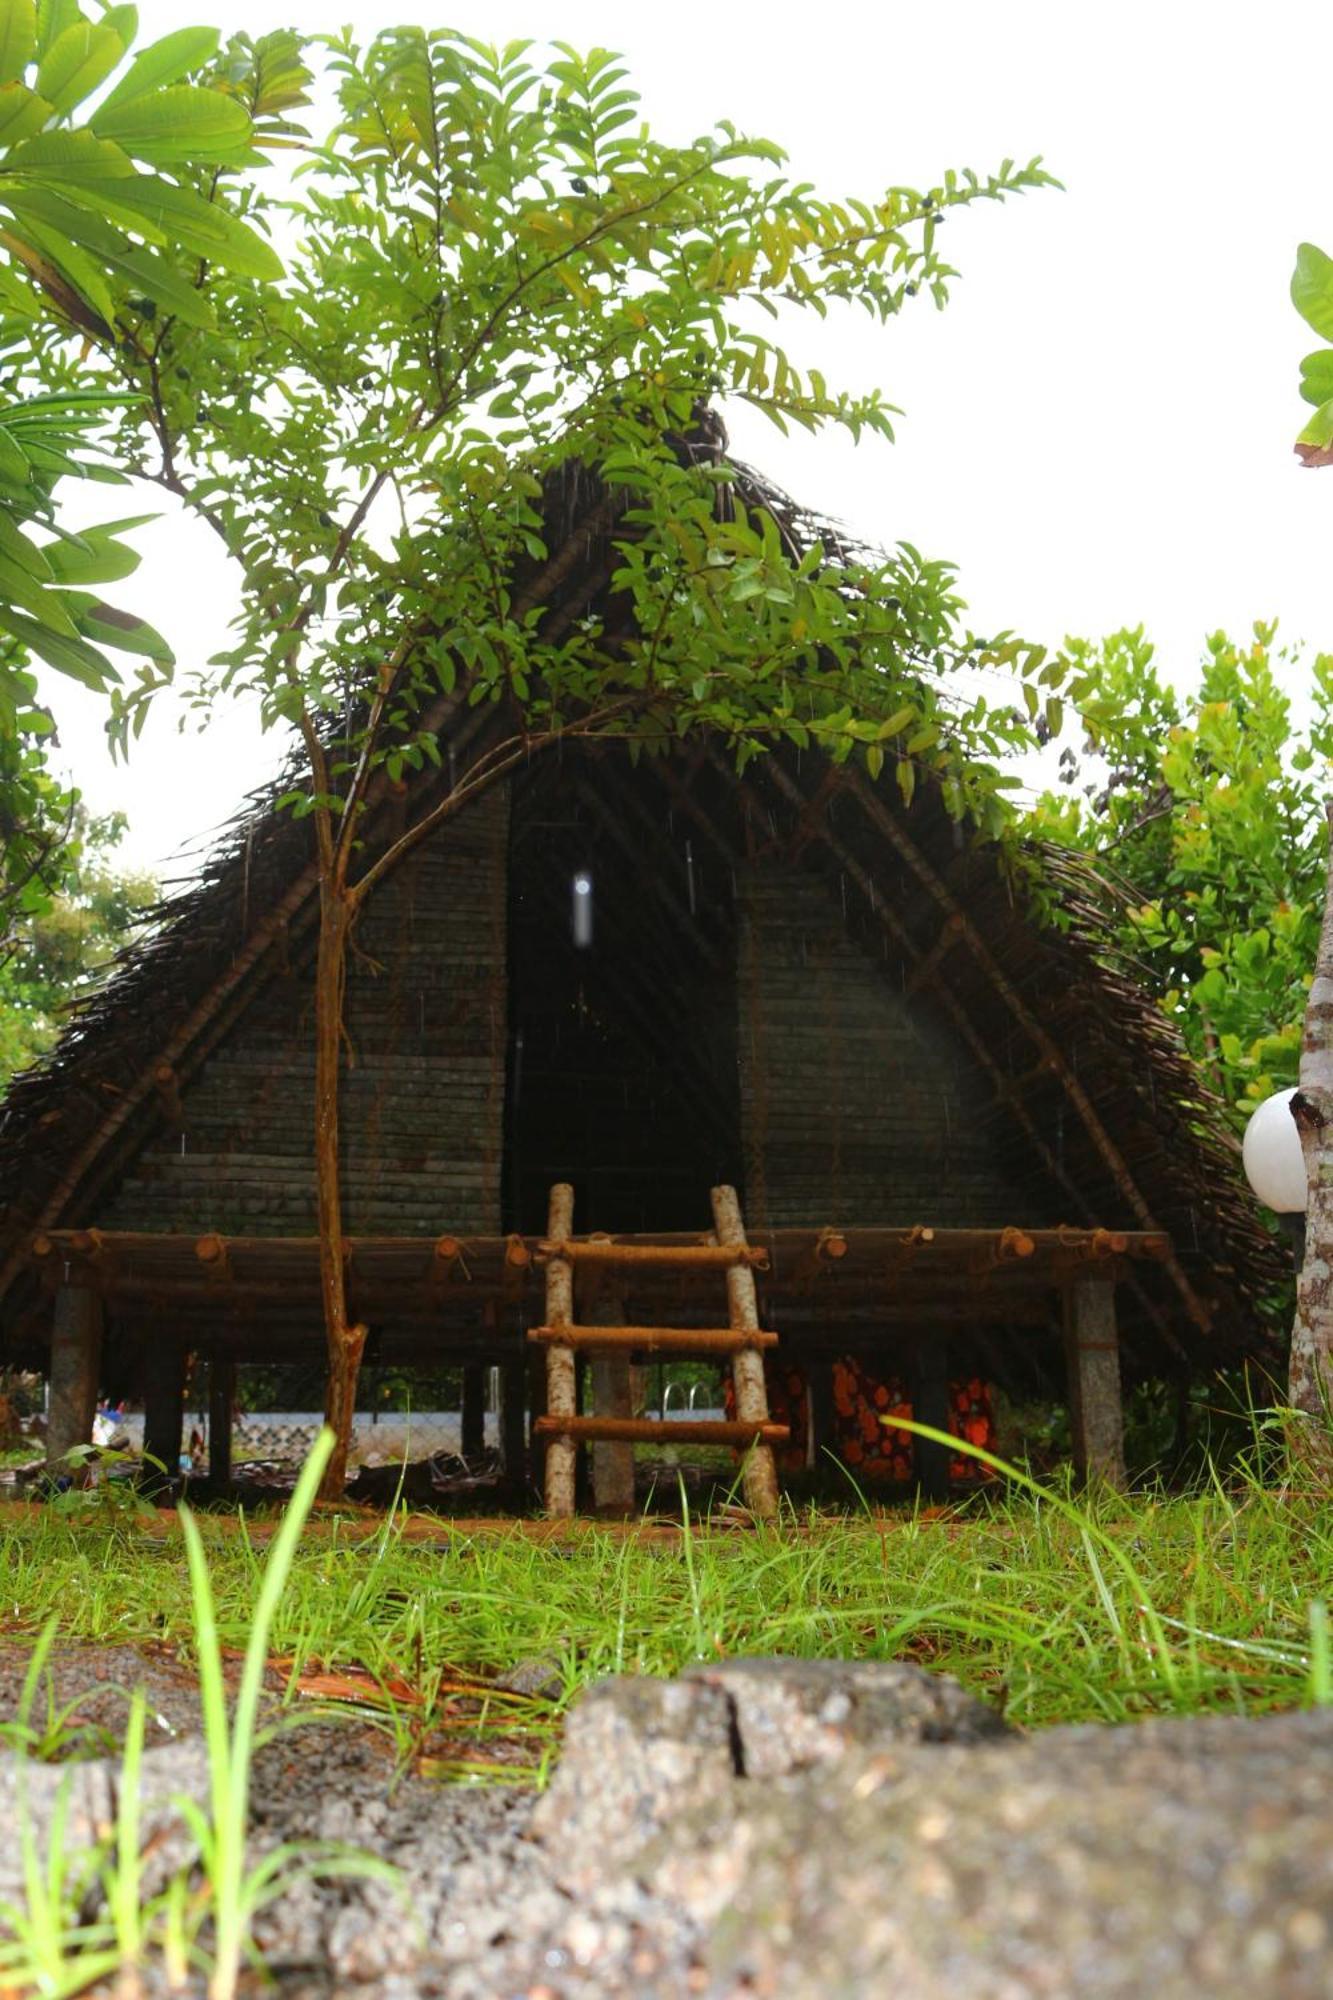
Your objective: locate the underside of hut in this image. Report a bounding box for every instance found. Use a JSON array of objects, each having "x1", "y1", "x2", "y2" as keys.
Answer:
[{"x1": 0, "y1": 464, "x2": 1287, "y2": 1511}]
